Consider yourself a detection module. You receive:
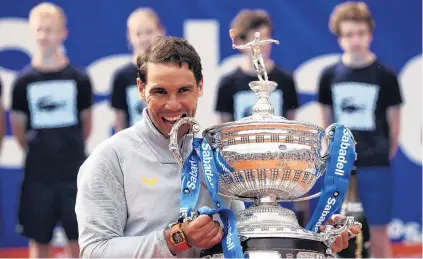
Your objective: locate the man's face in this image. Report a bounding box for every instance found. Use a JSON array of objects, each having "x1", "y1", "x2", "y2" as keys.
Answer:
[
  {"x1": 240, "y1": 25, "x2": 272, "y2": 60},
  {"x1": 338, "y1": 21, "x2": 372, "y2": 56},
  {"x1": 137, "y1": 62, "x2": 203, "y2": 137},
  {"x1": 30, "y1": 14, "x2": 67, "y2": 55},
  {"x1": 128, "y1": 17, "x2": 164, "y2": 54}
]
